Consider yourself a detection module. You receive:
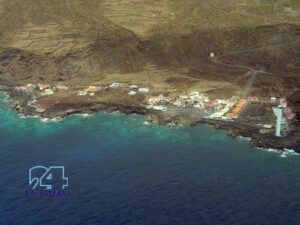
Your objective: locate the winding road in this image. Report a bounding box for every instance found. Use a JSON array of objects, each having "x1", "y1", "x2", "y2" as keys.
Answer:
[{"x1": 209, "y1": 40, "x2": 297, "y2": 98}]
